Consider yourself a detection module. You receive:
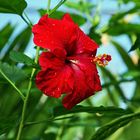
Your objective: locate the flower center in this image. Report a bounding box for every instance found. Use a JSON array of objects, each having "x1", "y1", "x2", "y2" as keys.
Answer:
[
  {"x1": 93, "y1": 54, "x2": 112, "y2": 67},
  {"x1": 65, "y1": 56, "x2": 79, "y2": 64},
  {"x1": 65, "y1": 59, "x2": 70, "y2": 64}
]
